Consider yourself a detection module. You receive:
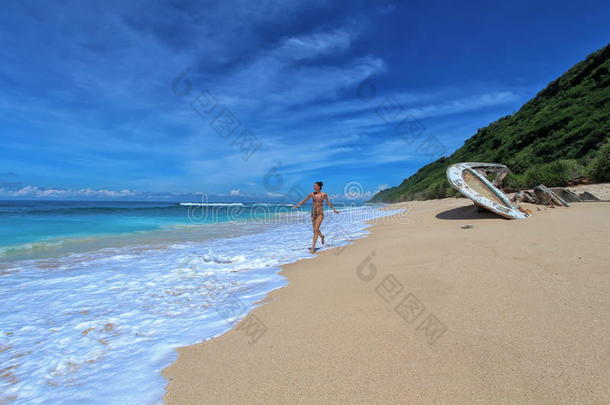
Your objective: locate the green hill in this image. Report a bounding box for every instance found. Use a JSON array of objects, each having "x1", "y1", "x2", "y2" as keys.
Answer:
[{"x1": 370, "y1": 44, "x2": 610, "y2": 203}]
